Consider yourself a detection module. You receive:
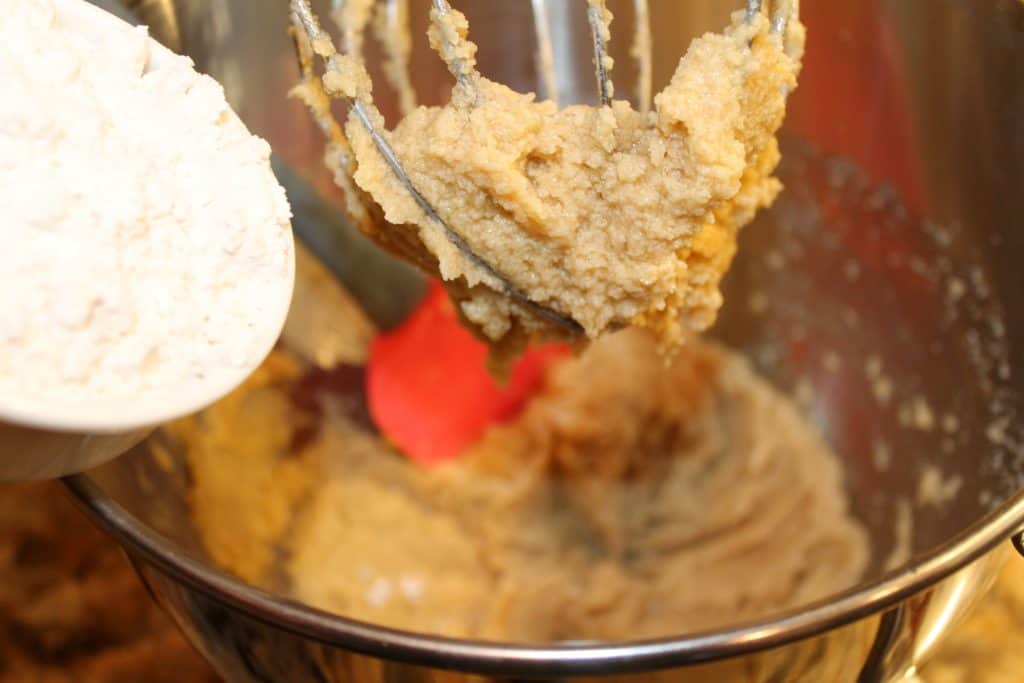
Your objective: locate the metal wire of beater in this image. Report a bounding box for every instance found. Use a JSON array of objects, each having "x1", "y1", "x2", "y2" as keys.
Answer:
[{"x1": 289, "y1": 0, "x2": 800, "y2": 334}]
